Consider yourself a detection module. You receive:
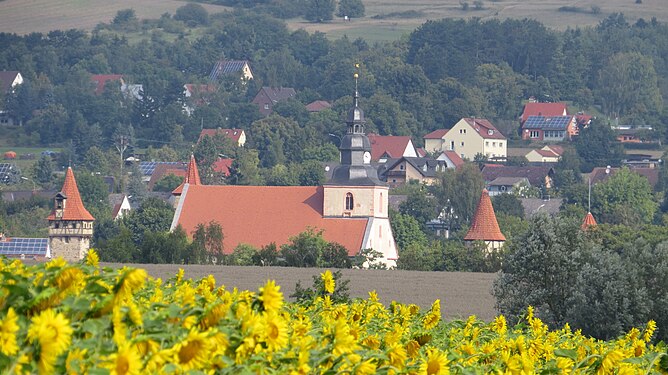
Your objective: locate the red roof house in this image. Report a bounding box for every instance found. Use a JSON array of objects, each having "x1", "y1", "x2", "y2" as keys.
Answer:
[
  {"x1": 252, "y1": 87, "x2": 297, "y2": 116},
  {"x1": 212, "y1": 158, "x2": 233, "y2": 176},
  {"x1": 90, "y1": 74, "x2": 124, "y2": 95},
  {"x1": 520, "y1": 102, "x2": 568, "y2": 124},
  {"x1": 367, "y1": 134, "x2": 418, "y2": 161},
  {"x1": 47, "y1": 167, "x2": 95, "y2": 221},
  {"x1": 198, "y1": 128, "x2": 246, "y2": 147},
  {"x1": 464, "y1": 189, "x2": 505, "y2": 249},
  {"x1": 437, "y1": 151, "x2": 465, "y2": 169},
  {"x1": 305, "y1": 100, "x2": 332, "y2": 112}
]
